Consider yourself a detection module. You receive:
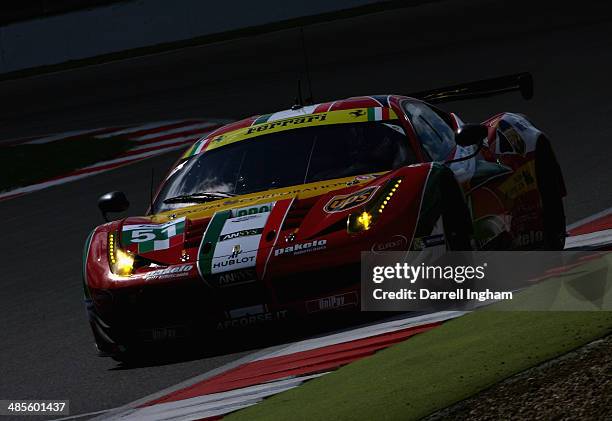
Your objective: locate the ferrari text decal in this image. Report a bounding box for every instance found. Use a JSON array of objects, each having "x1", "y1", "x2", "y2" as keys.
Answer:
[{"x1": 204, "y1": 108, "x2": 398, "y2": 152}]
